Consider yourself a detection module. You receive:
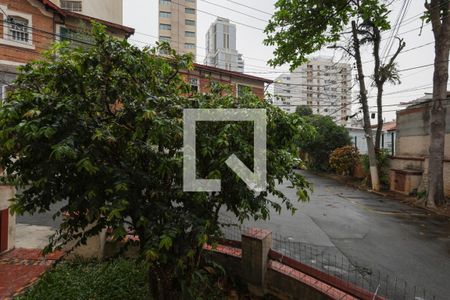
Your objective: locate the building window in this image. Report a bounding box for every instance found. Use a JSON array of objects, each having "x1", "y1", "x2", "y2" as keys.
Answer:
[
  {"x1": 185, "y1": 8, "x2": 195, "y2": 14},
  {"x1": 159, "y1": 24, "x2": 172, "y2": 31},
  {"x1": 60, "y1": 1, "x2": 82, "y2": 12},
  {"x1": 58, "y1": 26, "x2": 94, "y2": 46},
  {"x1": 237, "y1": 84, "x2": 251, "y2": 97},
  {"x1": 189, "y1": 78, "x2": 199, "y2": 93},
  {"x1": 160, "y1": 0, "x2": 171, "y2": 5},
  {"x1": 185, "y1": 43, "x2": 195, "y2": 49},
  {"x1": 159, "y1": 11, "x2": 171, "y2": 18},
  {"x1": 185, "y1": 19, "x2": 196, "y2": 26},
  {"x1": 7, "y1": 16, "x2": 29, "y2": 42},
  {"x1": 185, "y1": 31, "x2": 195, "y2": 37},
  {"x1": 159, "y1": 36, "x2": 171, "y2": 42}
]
